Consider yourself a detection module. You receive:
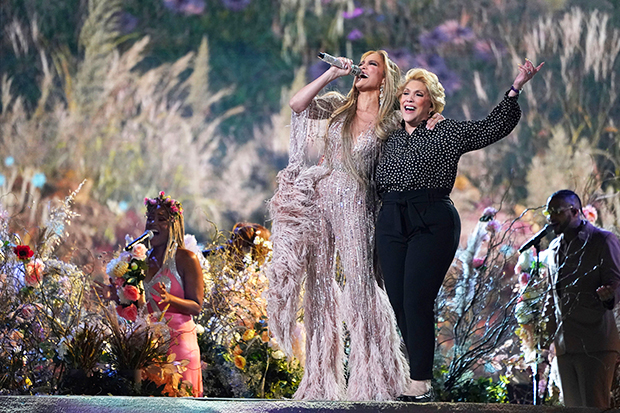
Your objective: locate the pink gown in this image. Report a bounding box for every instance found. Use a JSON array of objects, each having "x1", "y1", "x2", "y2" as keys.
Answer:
[
  {"x1": 145, "y1": 253, "x2": 204, "y2": 397},
  {"x1": 266, "y1": 97, "x2": 408, "y2": 400}
]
